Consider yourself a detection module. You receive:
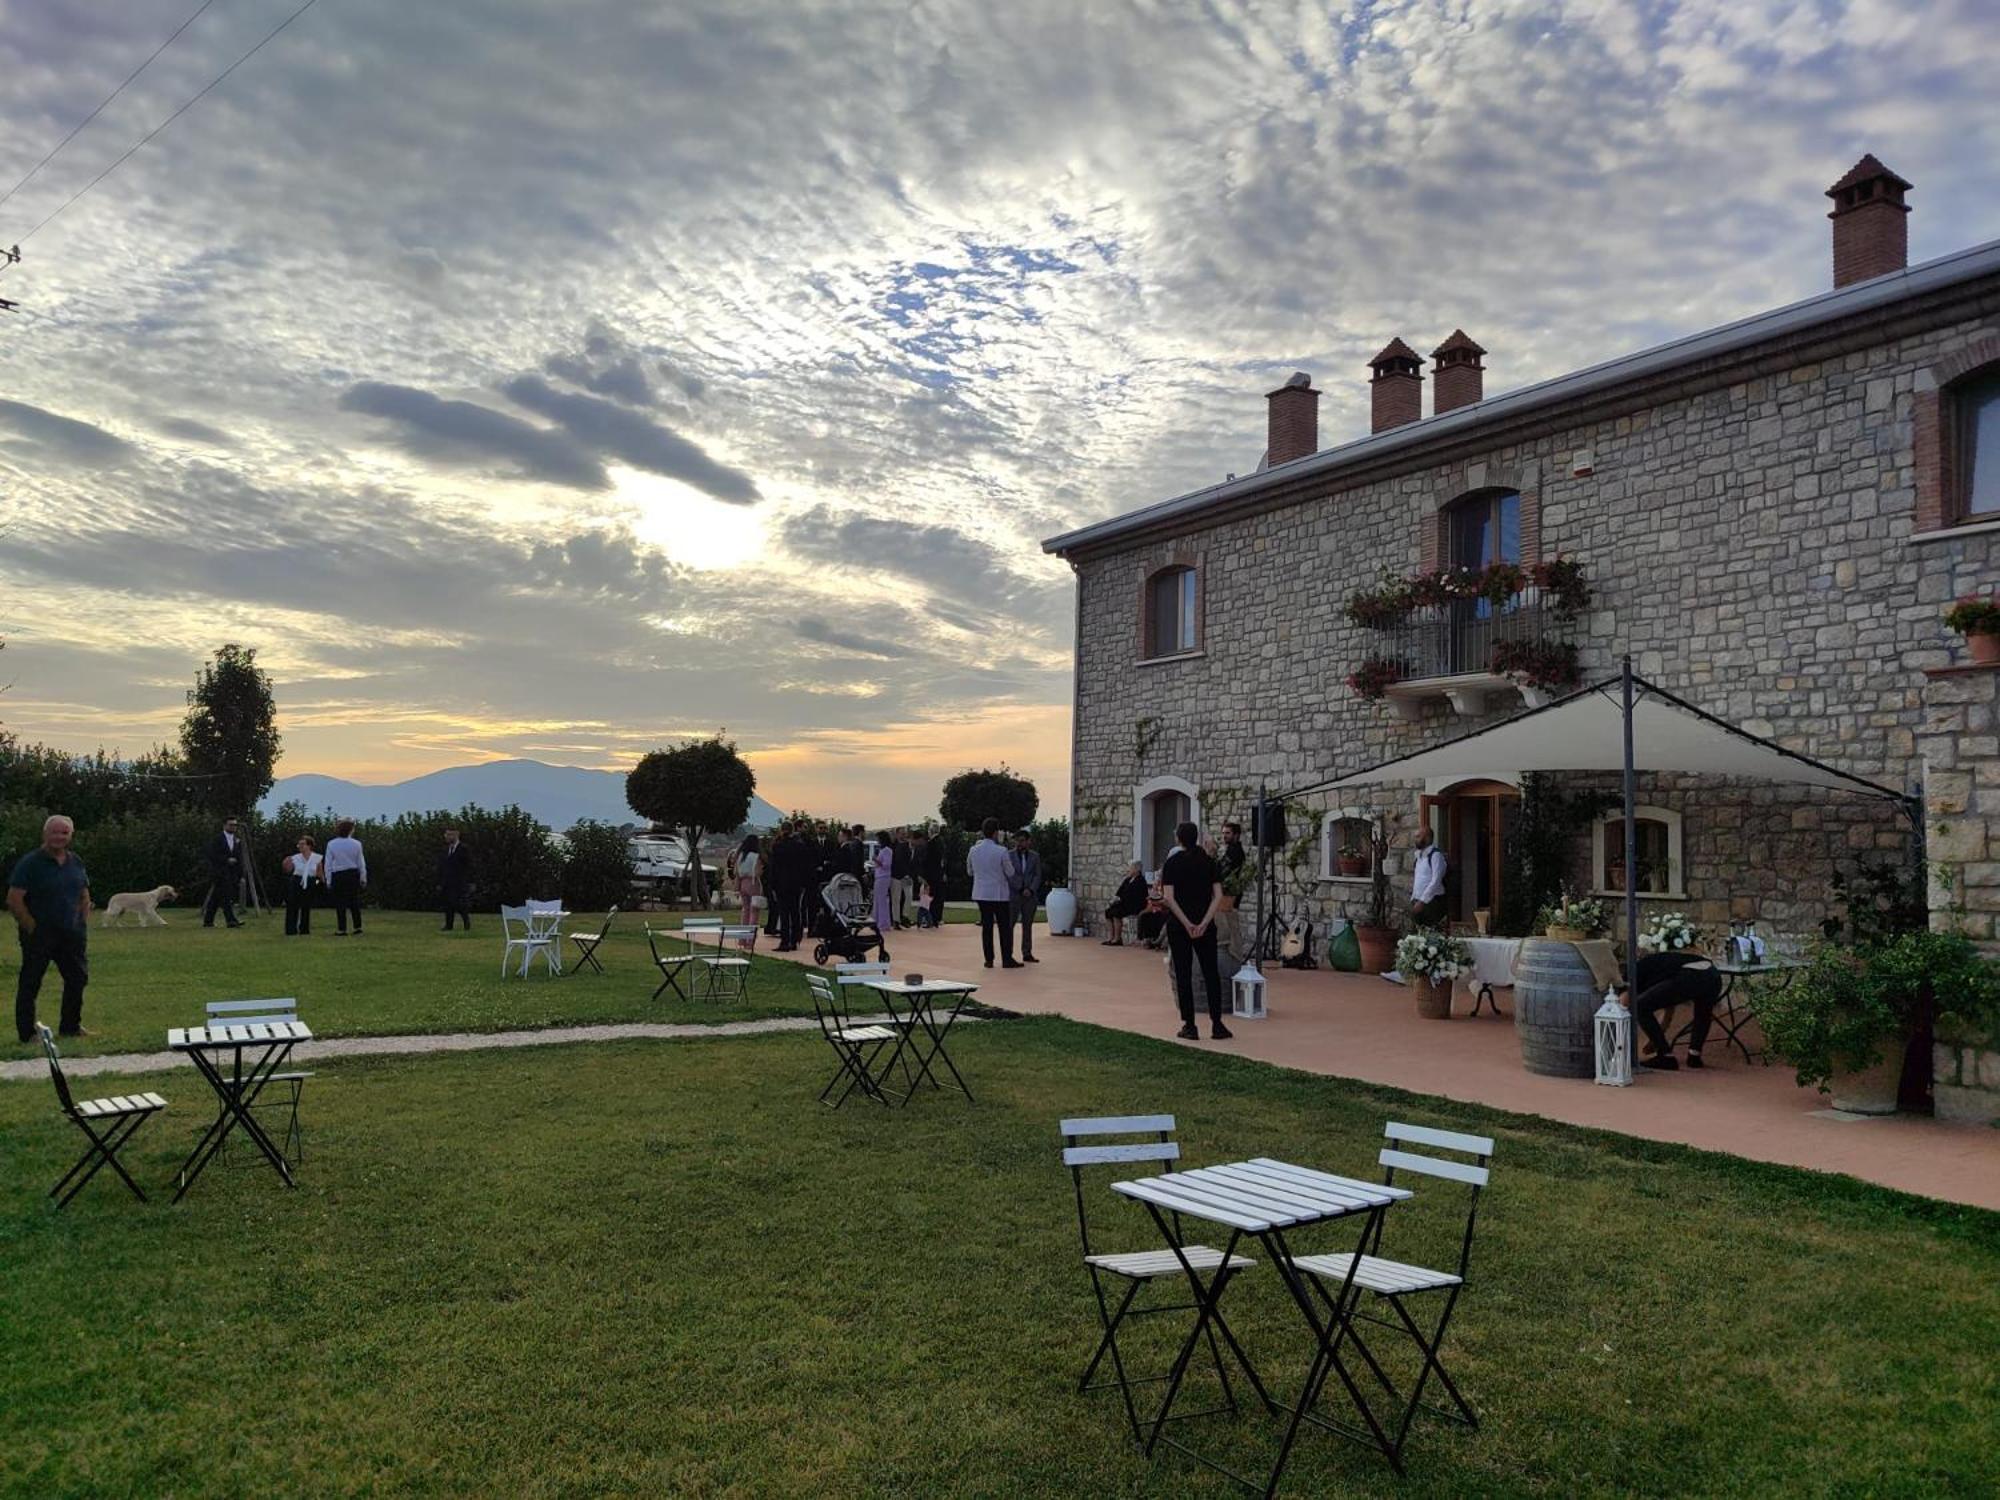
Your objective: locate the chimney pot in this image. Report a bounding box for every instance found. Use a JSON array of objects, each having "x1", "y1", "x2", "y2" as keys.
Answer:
[
  {"x1": 1368, "y1": 338, "x2": 1424, "y2": 433},
  {"x1": 1431, "y1": 329, "x2": 1486, "y2": 415},
  {"x1": 1826, "y1": 153, "x2": 1912, "y2": 288},
  {"x1": 1264, "y1": 370, "x2": 1319, "y2": 467}
]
